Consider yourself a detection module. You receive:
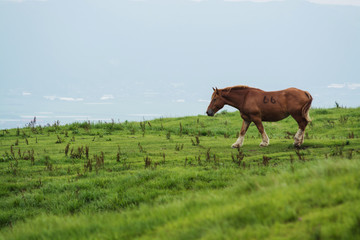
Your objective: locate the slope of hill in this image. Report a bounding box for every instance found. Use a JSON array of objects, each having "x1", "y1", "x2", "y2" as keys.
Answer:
[{"x1": 1, "y1": 107, "x2": 360, "y2": 239}]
